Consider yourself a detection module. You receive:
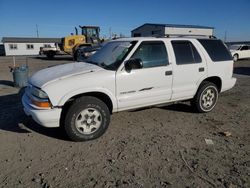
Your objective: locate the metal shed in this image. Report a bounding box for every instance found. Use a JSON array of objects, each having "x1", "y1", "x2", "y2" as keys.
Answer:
[{"x1": 131, "y1": 23, "x2": 214, "y2": 37}]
